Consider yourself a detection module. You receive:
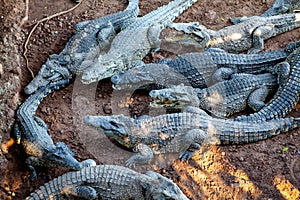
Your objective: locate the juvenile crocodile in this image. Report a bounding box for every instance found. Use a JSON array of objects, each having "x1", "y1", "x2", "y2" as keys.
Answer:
[
  {"x1": 83, "y1": 107, "x2": 300, "y2": 167},
  {"x1": 167, "y1": 13, "x2": 300, "y2": 53},
  {"x1": 81, "y1": 0, "x2": 198, "y2": 84},
  {"x1": 149, "y1": 73, "x2": 279, "y2": 118},
  {"x1": 26, "y1": 165, "x2": 188, "y2": 200},
  {"x1": 111, "y1": 48, "x2": 290, "y2": 90},
  {"x1": 14, "y1": 80, "x2": 95, "y2": 179},
  {"x1": 230, "y1": 0, "x2": 300, "y2": 24},
  {"x1": 24, "y1": 0, "x2": 140, "y2": 95},
  {"x1": 235, "y1": 42, "x2": 300, "y2": 122}
]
